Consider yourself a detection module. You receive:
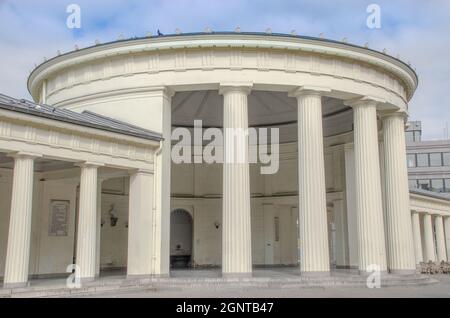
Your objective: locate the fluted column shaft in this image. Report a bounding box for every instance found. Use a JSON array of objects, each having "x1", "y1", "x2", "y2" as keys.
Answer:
[
  {"x1": 411, "y1": 212, "x2": 423, "y2": 265},
  {"x1": 76, "y1": 163, "x2": 100, "y2": 281},
  {"x1": 220, "y1": 84, "x2": 252, "y2": 277},
  {"x1": 382, "y1": 113, "x2": 416, "y2": 273},
  {"x1": 4, "y1": 154, "x2": 38, "y2": 288},
  {"x1": 435, "y1": 215, "x2": 447, "y2": 262},
  {"x1": 292, "y1": 88, "x2": 330, "y2": 275},
  {"x1": 349, "y1": 100, "x2": 387, "y2": 273},
  {"x1": 423, "y1": 213, "x2": 436, "y2": 262},
  {"x1": 445, "y1": 217, "x2": 450, "y2": 261}
]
